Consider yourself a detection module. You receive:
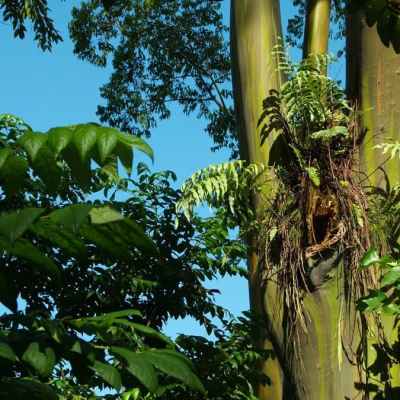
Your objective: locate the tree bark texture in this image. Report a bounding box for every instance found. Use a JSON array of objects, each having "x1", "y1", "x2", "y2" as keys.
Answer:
[
  {"x1": 347, "y1": 14, "x2": 400, "y2": 187},
  {"x1": 231, "y1": 1, "x2": 365, "y2": 399},
  {"x1": 303, "y1": 0, "x2": 331, "y2": 58},
  {"x1": 347, "y1": 12, "x2": 400, "y2": 392}
]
